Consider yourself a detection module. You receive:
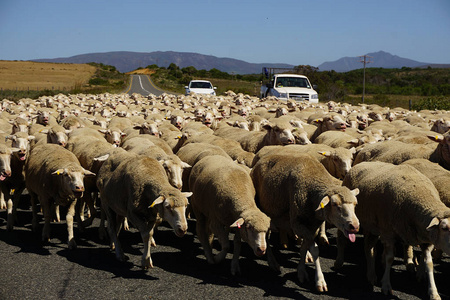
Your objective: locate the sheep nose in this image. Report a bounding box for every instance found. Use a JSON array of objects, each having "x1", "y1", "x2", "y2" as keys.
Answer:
[
  {"x1": 59, "y1": 142, "x2": 66, "y2": 147},
  {"x1": 255, "y1": 247, "x2": 266, "y2": 257}
]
